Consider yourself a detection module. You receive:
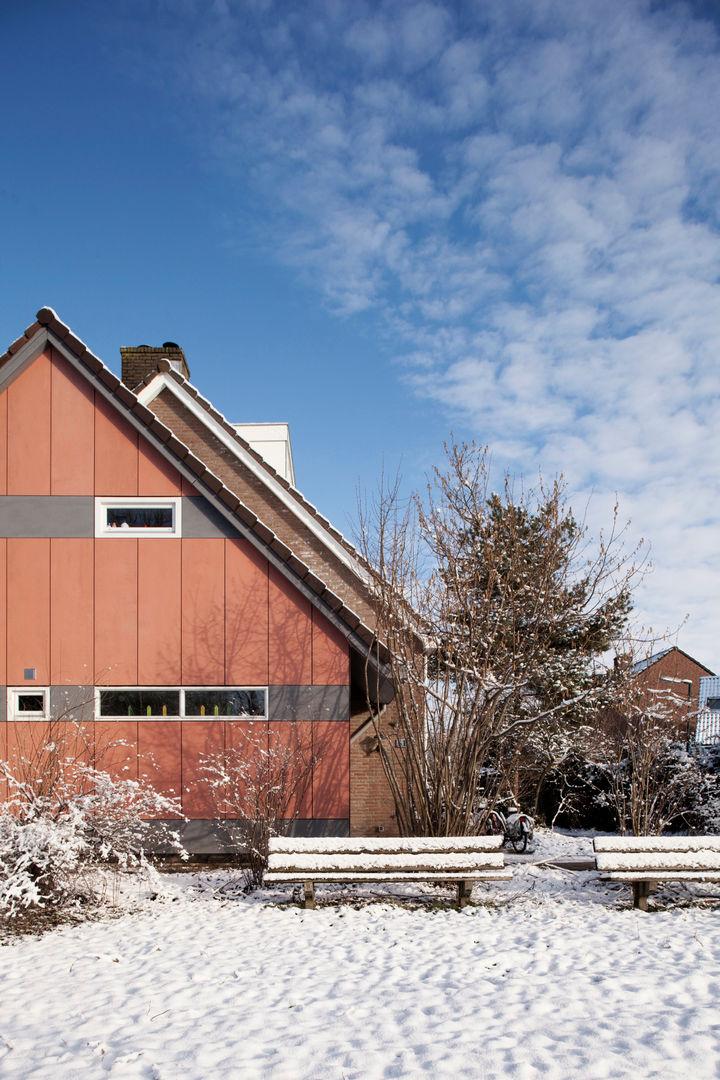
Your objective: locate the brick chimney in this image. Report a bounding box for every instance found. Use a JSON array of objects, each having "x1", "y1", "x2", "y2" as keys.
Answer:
[{"x1": 120, "y1": 342, "x2": 190, "y2": 389}]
